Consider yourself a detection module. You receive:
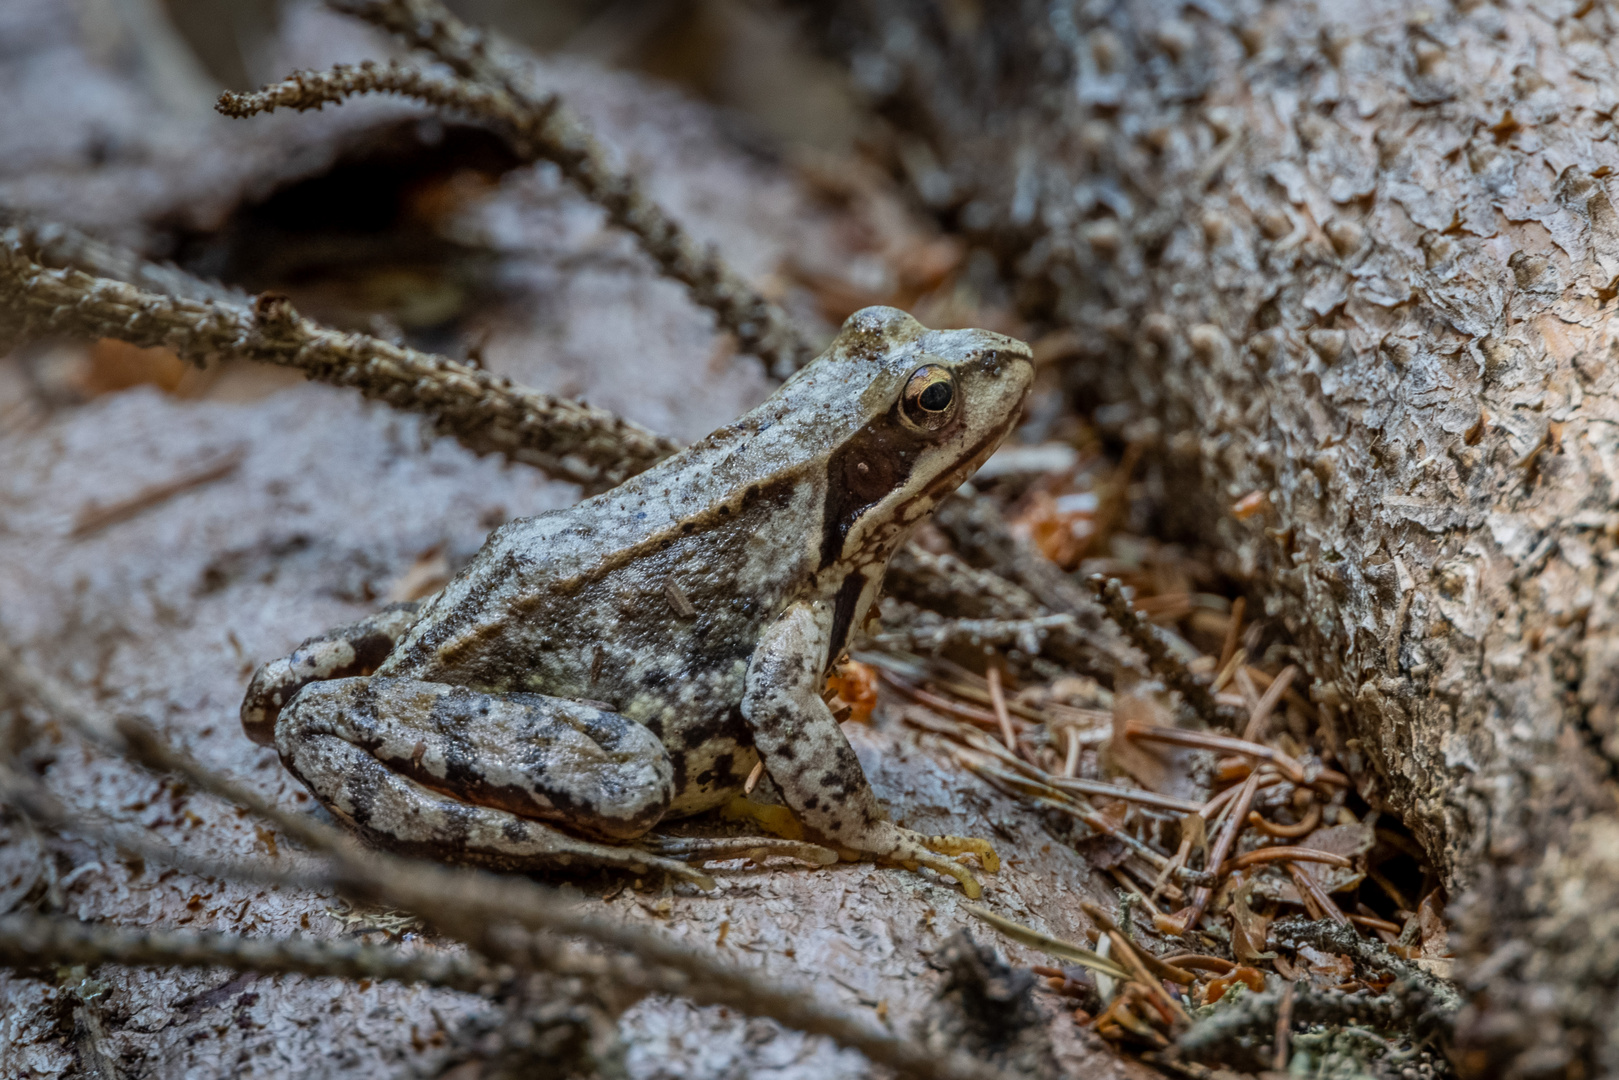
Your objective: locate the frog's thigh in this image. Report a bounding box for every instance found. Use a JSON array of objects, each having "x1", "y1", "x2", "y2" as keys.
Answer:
[
  {"x1": 277, "y1": 677, "x2": 673, "y2": 842},
  {"x1": 242, "y1": 602, "x2": 421, "y2": 747},
  {"x1": 741, "y1": 603, "x2": 997, "y2": 898},
  {"x1": 277, "y1": 715, "x2": 708, "y2": 885}
]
